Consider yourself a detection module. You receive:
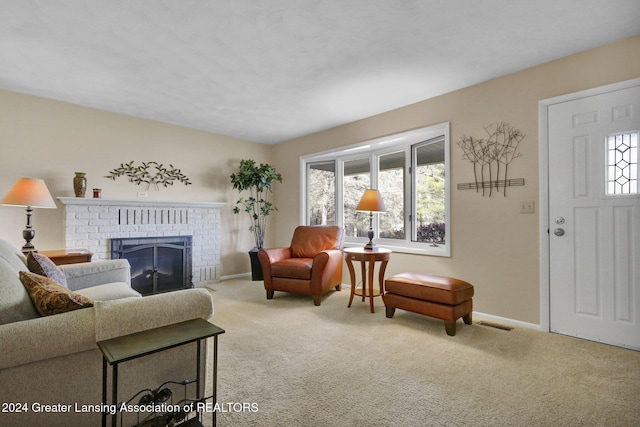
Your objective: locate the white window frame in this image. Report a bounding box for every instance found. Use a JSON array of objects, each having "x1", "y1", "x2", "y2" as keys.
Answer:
[
  {"x1": 305, "y1": 160, "x2": 338, "y2": 225},
  {"x1": 300, "y1": 122, "x2": 450, "y2": 257}
]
